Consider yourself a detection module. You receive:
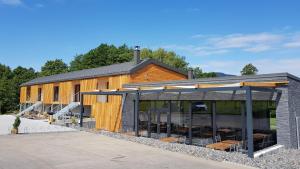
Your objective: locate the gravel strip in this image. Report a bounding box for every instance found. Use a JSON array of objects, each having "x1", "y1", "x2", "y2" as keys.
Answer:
[{"x1": 90, "y1": 130, "x2": 300, "y2": 169}]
